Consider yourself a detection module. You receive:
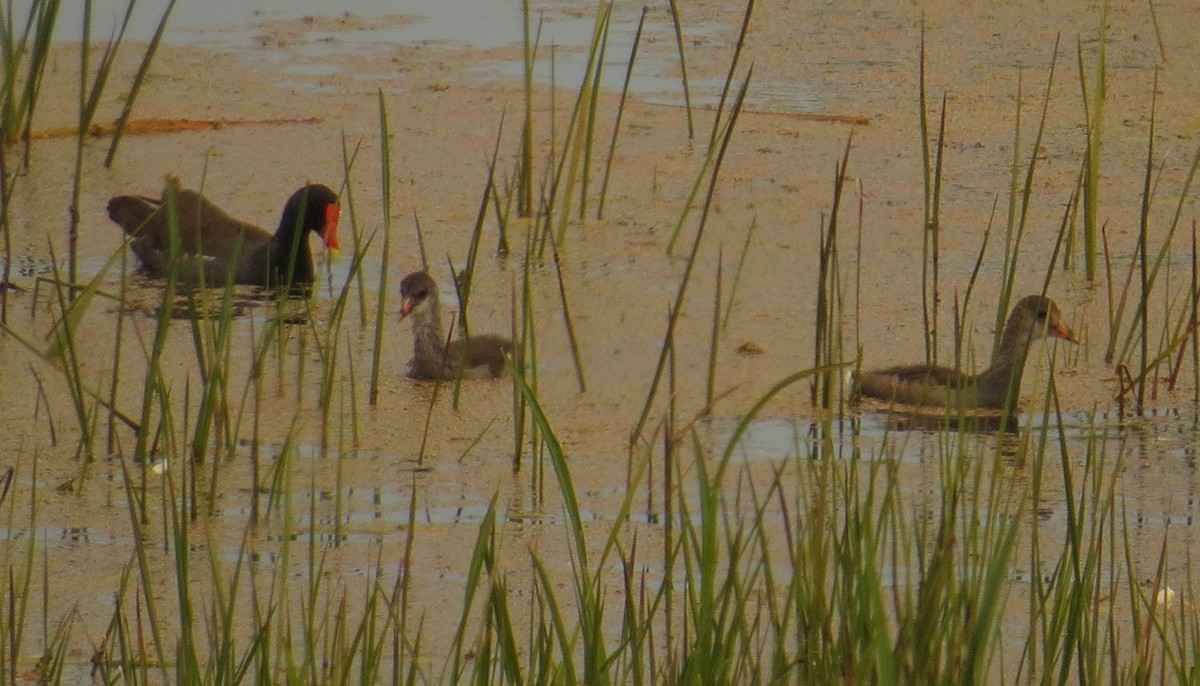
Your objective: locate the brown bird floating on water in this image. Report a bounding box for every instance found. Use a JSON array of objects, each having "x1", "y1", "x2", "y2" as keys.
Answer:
[
  {"x1": 398, "y1": 270, "x2": 513, "y2": 380},
  {"x1": 106, "y1": 177, "x2": 340, "y2": 289},
  {"x1": 856, "y1": 295, "x2": 1078, "y2": 409}
]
